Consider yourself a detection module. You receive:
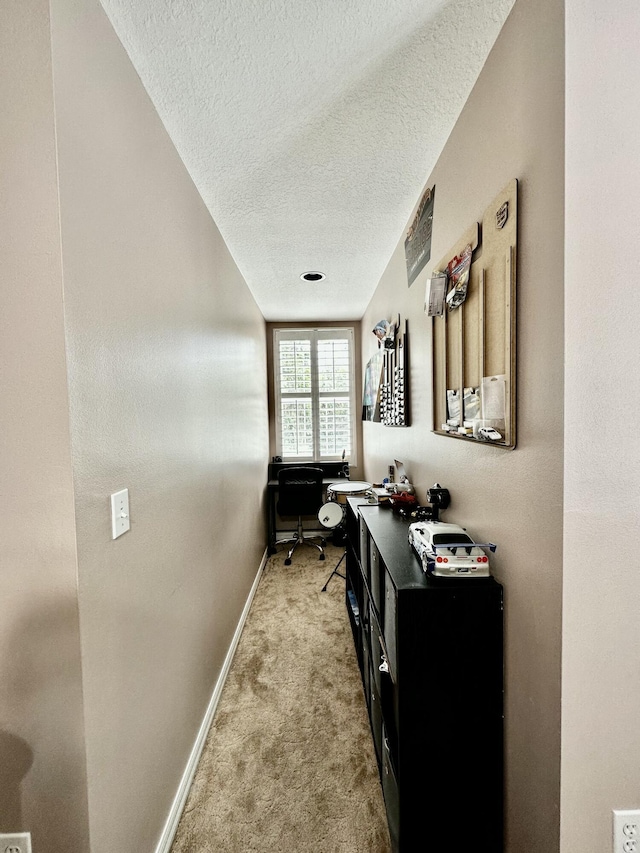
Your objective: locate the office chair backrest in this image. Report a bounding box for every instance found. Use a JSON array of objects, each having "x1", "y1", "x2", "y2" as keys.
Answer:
[{"x1": 277, "y1": 467, "x2": 324, "y2": 517}]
